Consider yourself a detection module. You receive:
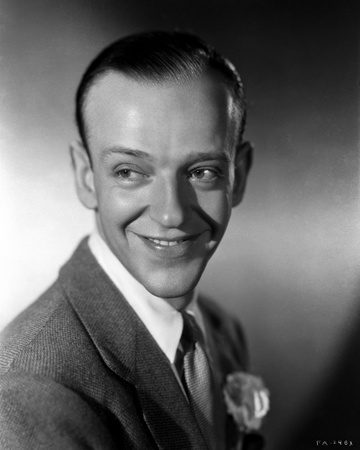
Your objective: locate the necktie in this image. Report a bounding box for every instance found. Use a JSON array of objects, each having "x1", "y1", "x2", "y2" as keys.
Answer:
[{"x1": 181, "y1": 311, "x2": 217, "y2": 450}]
